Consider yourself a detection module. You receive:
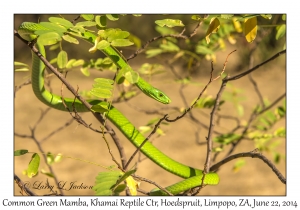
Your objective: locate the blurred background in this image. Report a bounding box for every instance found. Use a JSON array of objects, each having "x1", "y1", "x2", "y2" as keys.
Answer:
[{"x1": 14, "y1": 14, "x2": 286, "y2": 195}]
